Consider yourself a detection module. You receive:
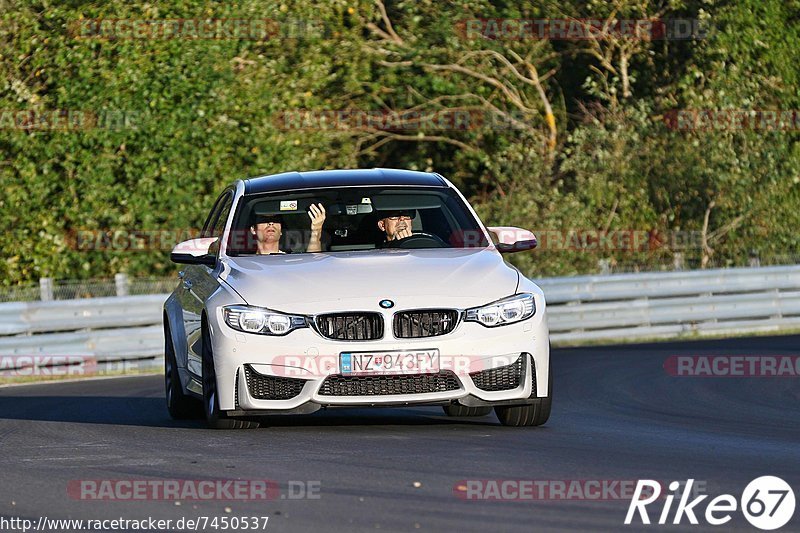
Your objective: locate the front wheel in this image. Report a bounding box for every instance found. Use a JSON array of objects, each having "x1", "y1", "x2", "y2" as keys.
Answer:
[
  {"x1": 495, "y1": 359, "x2": 552, "y2": 427},
  {"x1": 164, "y1": 319, "x2": 201, "y2": 420},
  {"x1": 443, "y1": 405, "x2": 493, "y2": 417},
  {"x1": 201, "y1": 322, "x2": 259, "y2": 430}
]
